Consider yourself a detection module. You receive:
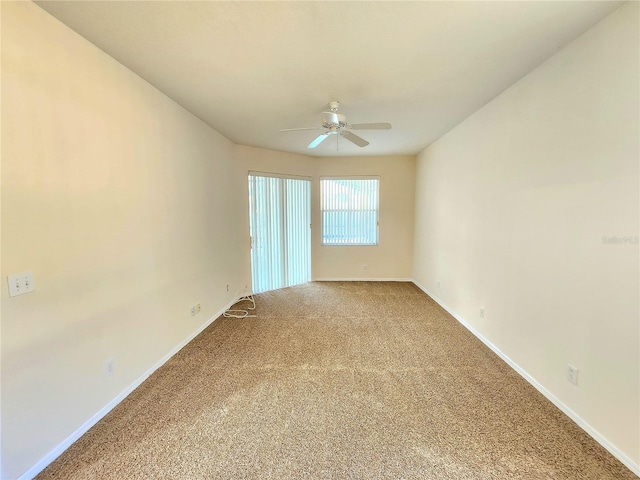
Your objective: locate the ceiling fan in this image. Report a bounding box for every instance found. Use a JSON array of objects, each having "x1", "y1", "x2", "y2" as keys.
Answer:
[{"x1": 280, "y1": 101, "x2": 391, "y2": 149}]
